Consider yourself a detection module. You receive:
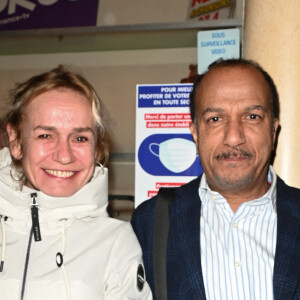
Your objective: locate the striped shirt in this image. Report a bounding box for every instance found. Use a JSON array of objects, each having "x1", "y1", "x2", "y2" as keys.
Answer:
[{"x1": 199, "y1": 166, "x2": 277, "y2": 300}]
